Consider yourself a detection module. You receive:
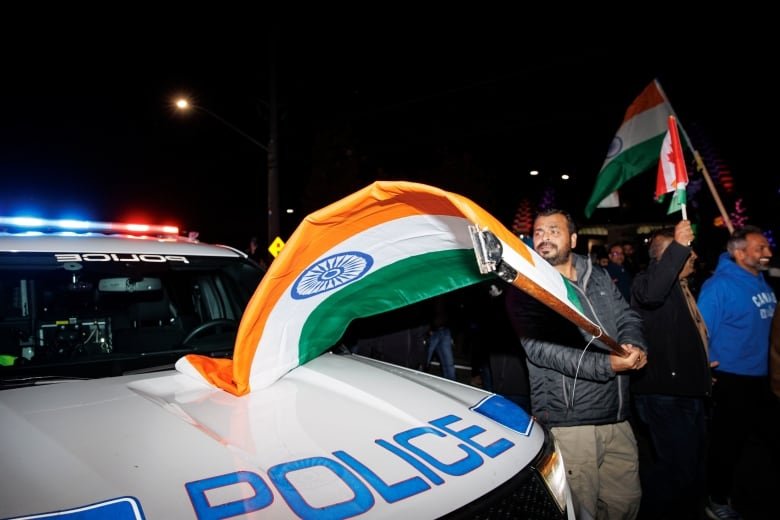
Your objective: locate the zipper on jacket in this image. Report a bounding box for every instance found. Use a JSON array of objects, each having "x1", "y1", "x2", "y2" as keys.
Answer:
[
  {"x1": 580, "y1": 257, "x2": 592, "y2": 292},
  {"x1": 575, "y1": 256, "x2": 625, "y2": 419}
]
